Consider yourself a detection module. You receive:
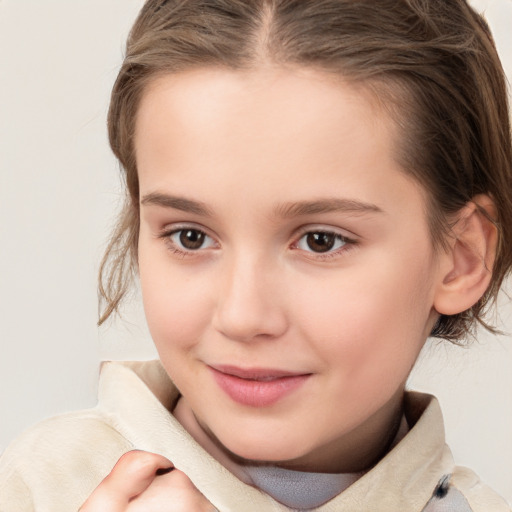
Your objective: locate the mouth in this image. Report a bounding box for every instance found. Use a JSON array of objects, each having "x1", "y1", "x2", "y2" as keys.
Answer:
[{"x1": 208, "y1": 365, "x2": 311, "y2": 407}]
